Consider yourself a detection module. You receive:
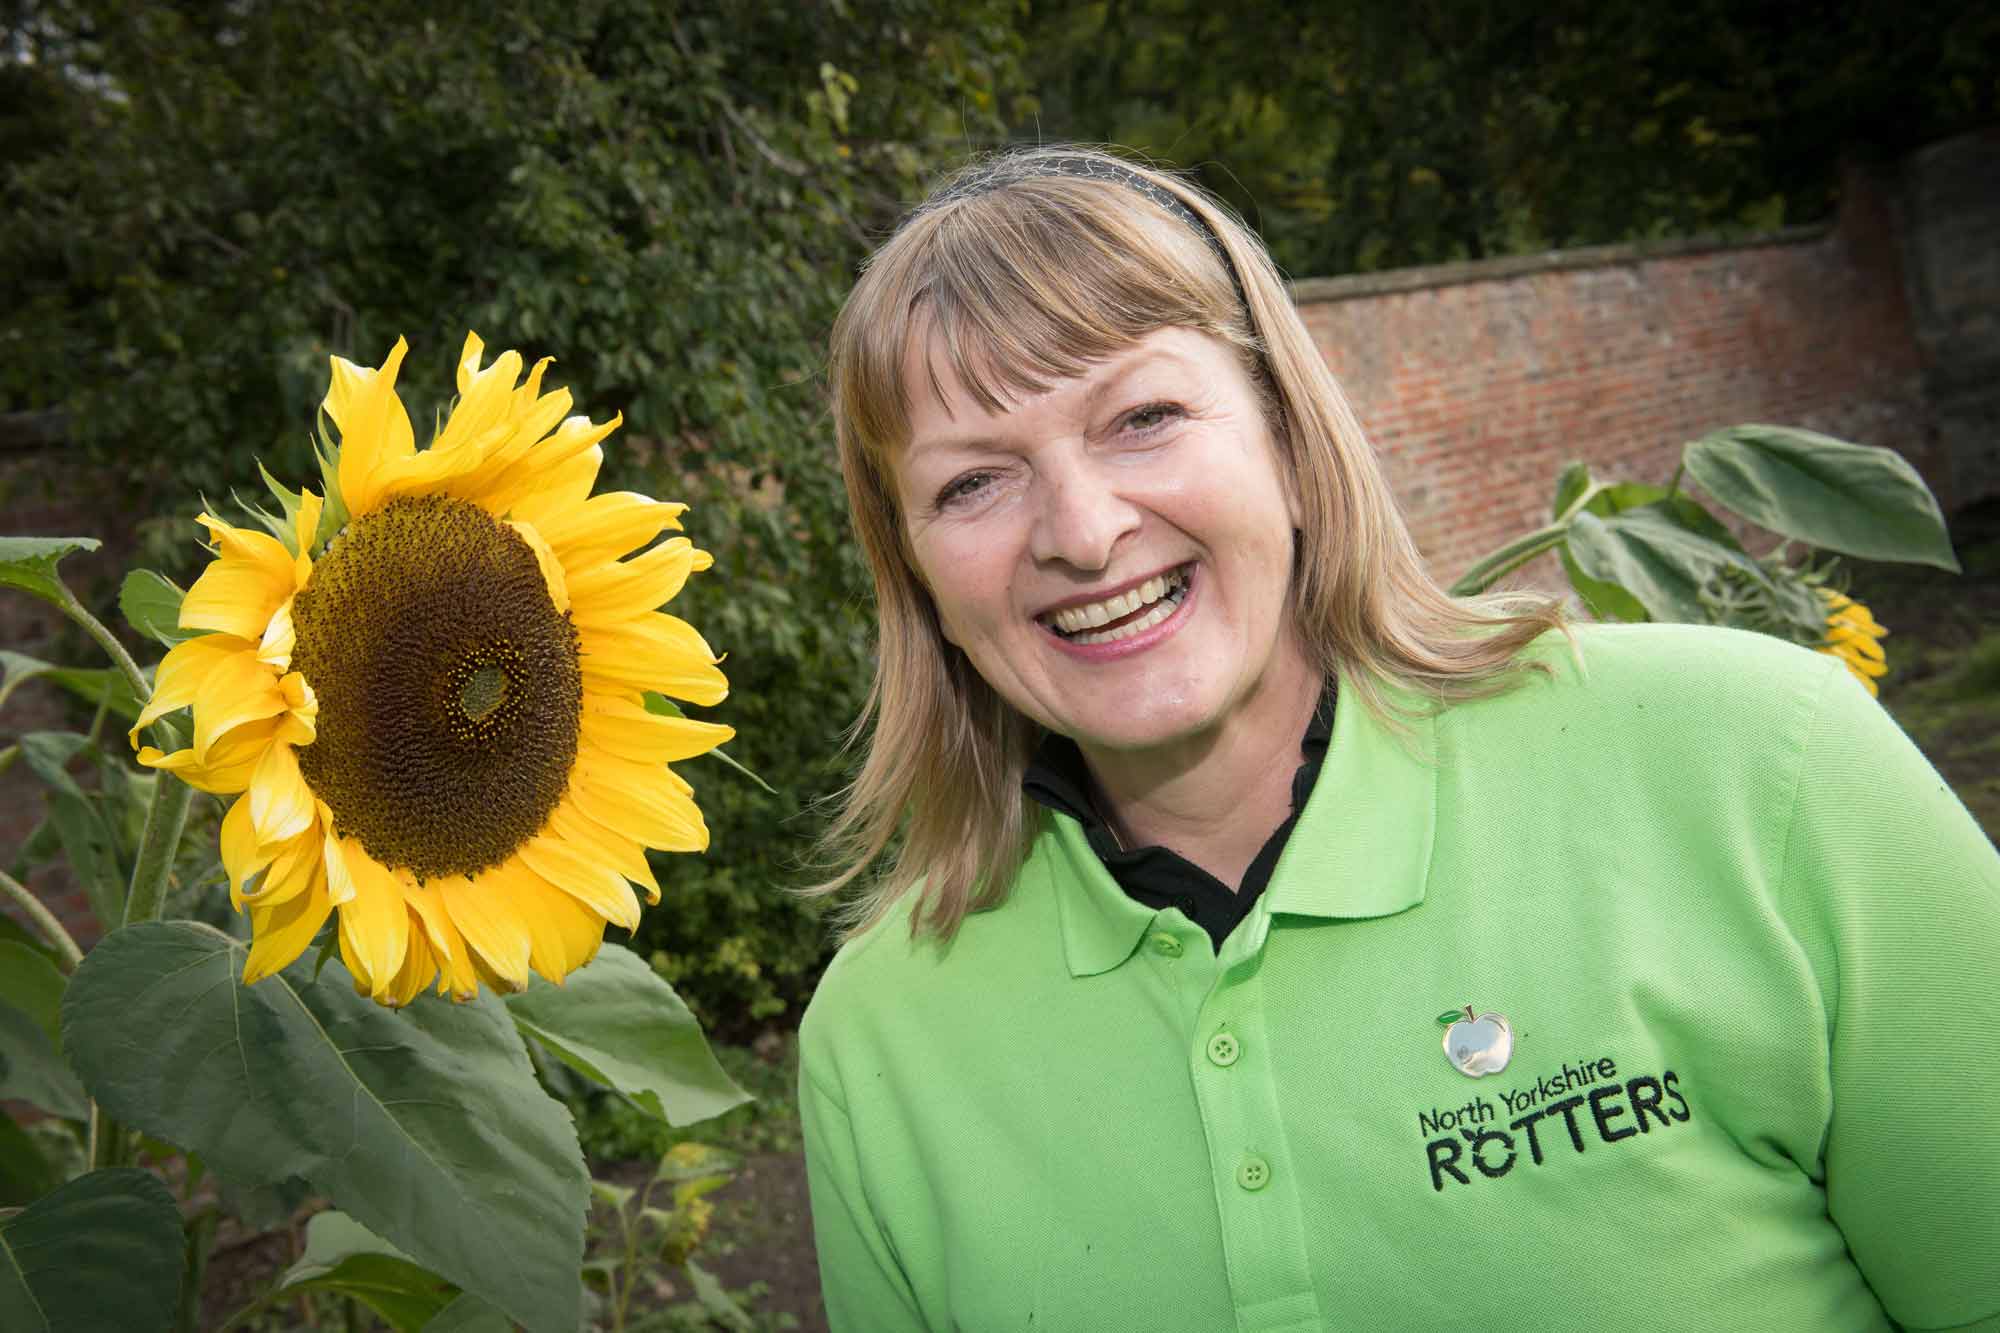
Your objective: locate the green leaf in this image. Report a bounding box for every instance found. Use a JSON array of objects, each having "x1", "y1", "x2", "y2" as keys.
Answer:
[
  {"x1": 590, "y1": 1179, "x2": 636, "y2": 1211},
  {"x1": 0, "y1": 537, "x2": 98, "y2": 606},
  {"x1": 685, "y1": 1259, "x2": 754, "y2": 1332},
  {"x1": 62, "y1": 921, "x2": 588, "y2": 1333},
  {"x1": 43, "y1": 789, "x2": 127, "y2": 933},
  {"x1": 0, "y1": 653, "x2": 53, "y2": 716},
  {"x1": 1682, "y1": 425, "x2": 1960, "y2": 570},
  {"x1": 1560, "y1": 544, "x2": 1649, "y2": 622},
  {"x1": 118, "y1": 571, "x2": 202, "y2": 648},
  {"x1": 0, "y1": 943, "x2": 67, "y2": 1043},
  {"x1": 1567, "y1": 506, "x2": 1771, "y2": 625},
  {"x1": 1550, "y1": 462, "x2": 1592, "y2": 520},
  {"x1": 423, "y1": 1290, "x2": 515, "y2": 1333},
  {"x1": 0, "y1": 656, "x2": 142, "y2": 726},
  {"x1": 0, "y1": 1167, "x2": 183, "y2": 1333},
  {"x1": 0, "y1": 1115, "x2": 56, "y2": 1207},
  {"x1": 0, "y1": 987, "x2": 88, "y2": 1120},
  {"x1": 1435, "y1": 1010, "x2": 1466, "y2": 1026},
  {"x1": 504, "y1": 944, "x2": 750, "y2": 1128},
  {"x1": 641, "y1": 693, "x2": 775, "y2": 794},
  {"x1": 273, "y1": 1212, "x2": 459, "y2": 1332}
]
